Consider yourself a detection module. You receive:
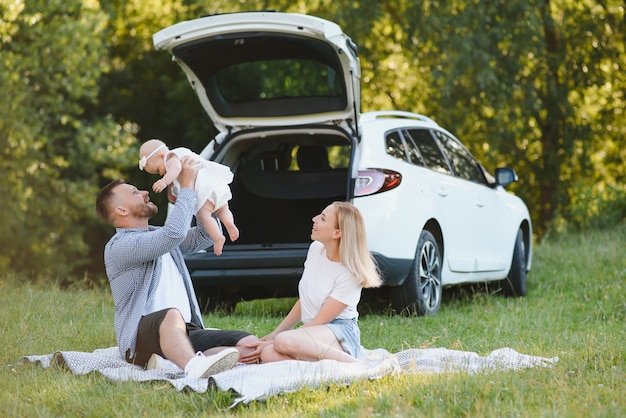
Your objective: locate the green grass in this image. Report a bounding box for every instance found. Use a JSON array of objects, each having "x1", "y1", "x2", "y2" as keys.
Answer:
[{"x1": 2, "y1": 225, "x2": 625, "y2": 417}]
